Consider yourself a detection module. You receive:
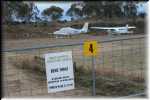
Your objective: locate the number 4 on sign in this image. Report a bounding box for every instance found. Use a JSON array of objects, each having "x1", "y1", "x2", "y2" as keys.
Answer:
[{"x1": 83, "y1": 40, "x2": 98, "y2": 56}]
